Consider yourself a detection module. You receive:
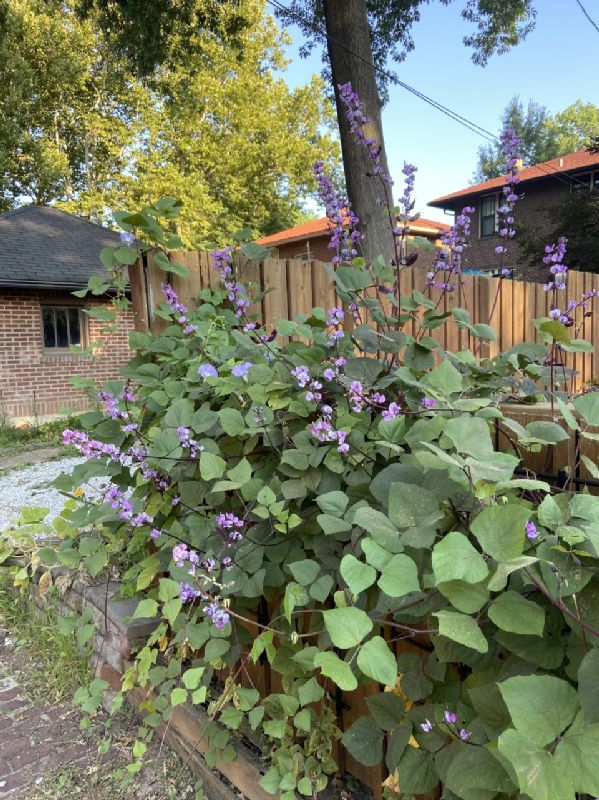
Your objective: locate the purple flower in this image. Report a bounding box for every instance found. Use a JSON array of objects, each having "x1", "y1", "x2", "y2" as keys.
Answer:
[
  {"x1": 382, "y1": 402, "x2": 401, "y2": 421},
  {"x1": 525, "y1": 520, "x2": 538, "y2": 541},
  {"x1": 198, "y1": 363, "x2": 218, "y2": 378},
  {"x1": 203, "y1": 602, "x2": 230, "y2": 629},
  {"x1": 231, "y1": 361, "x2": 252, "y2": 379},
  {"x1": 150, "y1": 528, "x2": 161, "y2": 539},
  {"x1": 444, "y1": 710, "x2": 457, "y2": 725},
  {"x1": 180, "y1": 583, "x2": 198, "y2": 603},
  {"x1": 323, "y1": 368, "x2": 336, "y2": 382},
  {"x1": 459, "y1": 728, "x2": 471, "y2": 741},
  {"x1": 327, "y1": 306, "x2": 345, "y2": 326},
  {"x1": 421, "y1": 397, "x2": 437, "y2": 409},
  {"x1": 420, "y1": 719, "x2": 433, "y2": 733},
  {"x1": 313, "y1": 161, "x2": 361, "y2": 263},
  {"x1": 119, "y1": 231, "x2": 135, "y2": 244}
]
